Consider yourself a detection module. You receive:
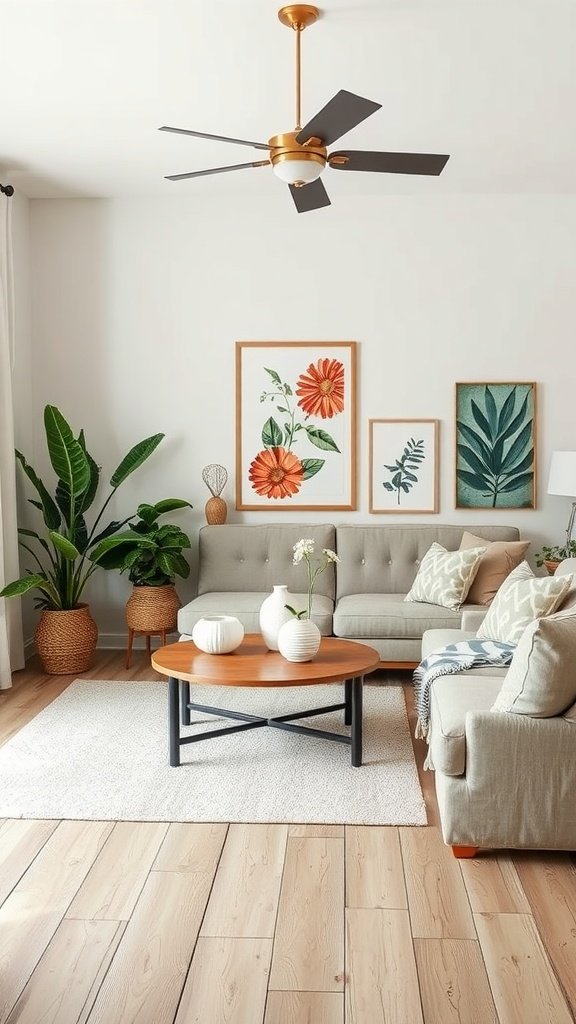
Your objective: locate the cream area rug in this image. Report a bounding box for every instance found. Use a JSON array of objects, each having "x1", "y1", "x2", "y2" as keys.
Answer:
[{"x1": 0, "y1": 679, "x2": 426, "y2": 825}]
